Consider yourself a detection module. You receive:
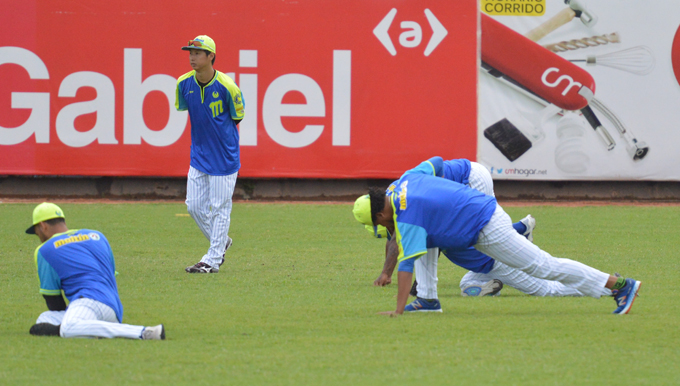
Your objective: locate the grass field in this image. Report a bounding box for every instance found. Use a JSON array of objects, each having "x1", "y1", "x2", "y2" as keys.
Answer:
[{"x1": 0, "y1": 202, "x2": 678, "y2": 385}]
